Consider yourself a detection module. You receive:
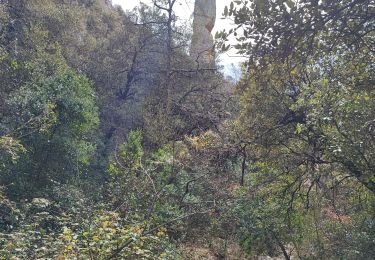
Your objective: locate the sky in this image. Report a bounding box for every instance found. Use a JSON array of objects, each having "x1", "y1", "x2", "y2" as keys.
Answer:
[
  {"x1": 111, "y1": 0, "x2": 245, "y2": 76},
  {"x1": 111, "y1": 0, "x2": 231, "y2": 35}
]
